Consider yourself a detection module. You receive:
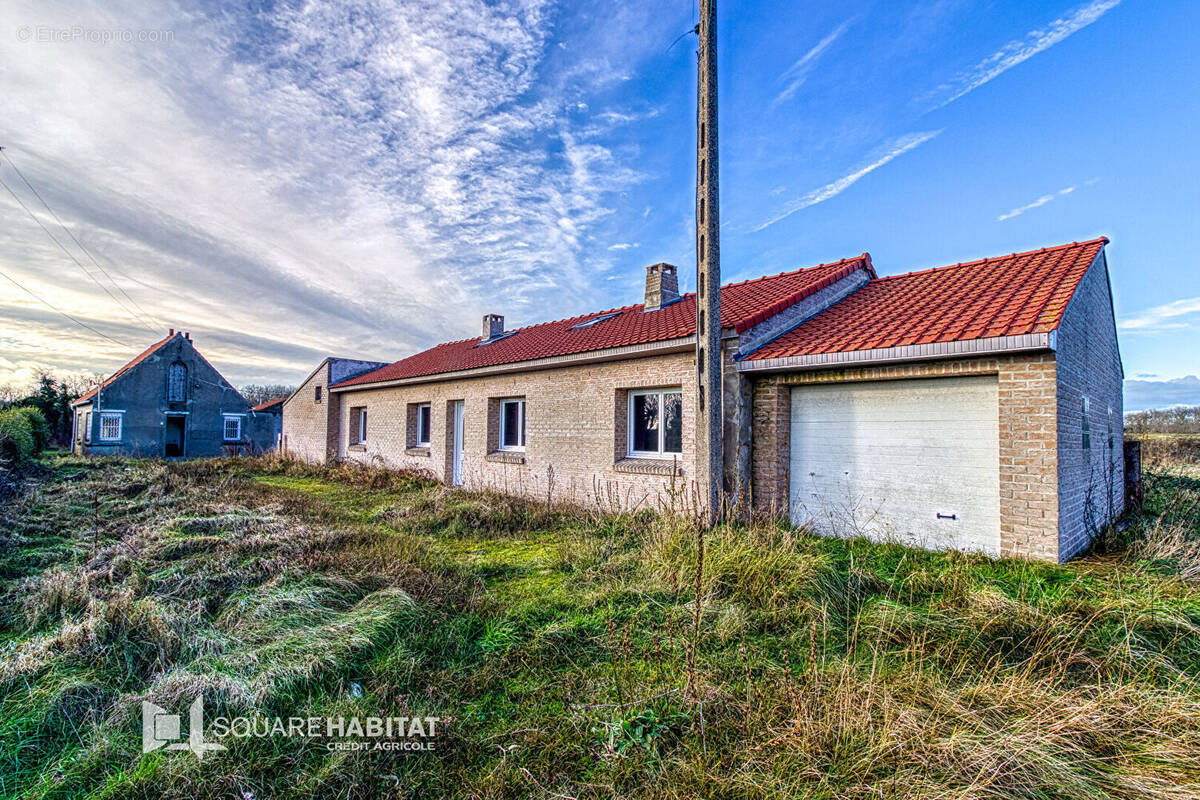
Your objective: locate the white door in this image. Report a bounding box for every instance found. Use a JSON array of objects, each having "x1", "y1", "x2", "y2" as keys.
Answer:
[
  {"x1": 451, "y1": 400, "x2": 464, "y2": 486},
  {"x1": 789, "y1": 376, "x2": 1000, "y2": 555}
]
